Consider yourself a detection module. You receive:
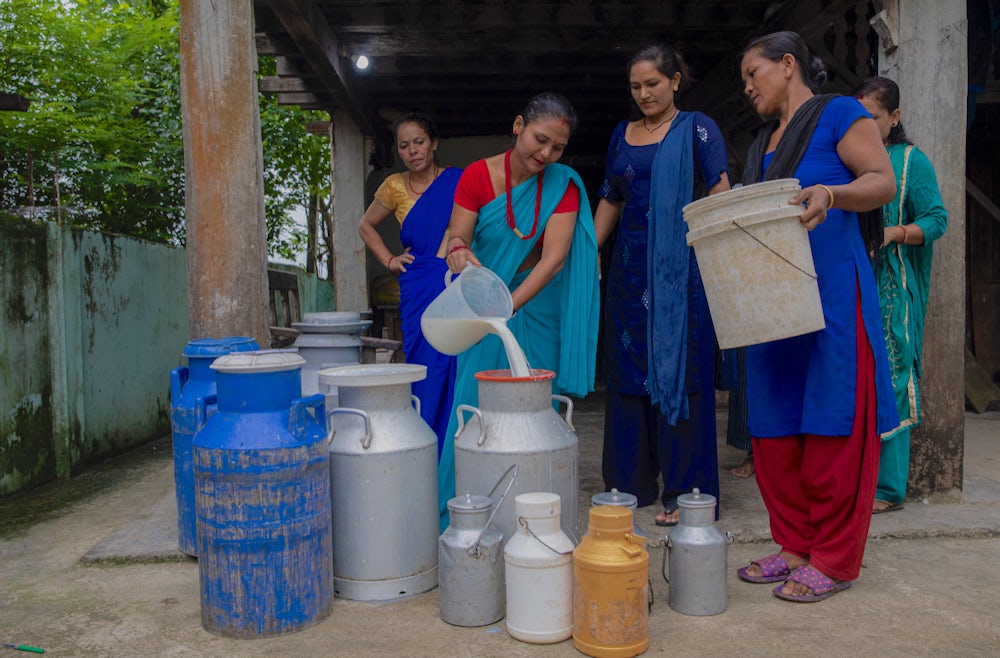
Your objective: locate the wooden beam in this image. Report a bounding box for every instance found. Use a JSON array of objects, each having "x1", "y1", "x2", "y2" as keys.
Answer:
[
  {"x1": 265, "y1": 0, "x2": 375, "y2": 134},
  {"x1": 259, "y1": 76, "x2": 310, "y2": 93},
  {"x1": 966, "y1": 177, "x2": 1000, "y2": 226}
]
